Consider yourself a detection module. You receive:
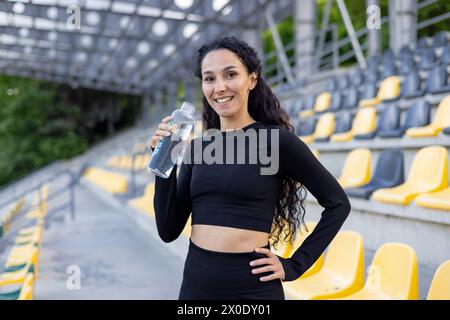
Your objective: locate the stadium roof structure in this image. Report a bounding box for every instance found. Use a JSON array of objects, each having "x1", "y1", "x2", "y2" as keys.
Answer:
[{"x1": 0, "y1": 0, "x2": 293, "y2": 95}]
